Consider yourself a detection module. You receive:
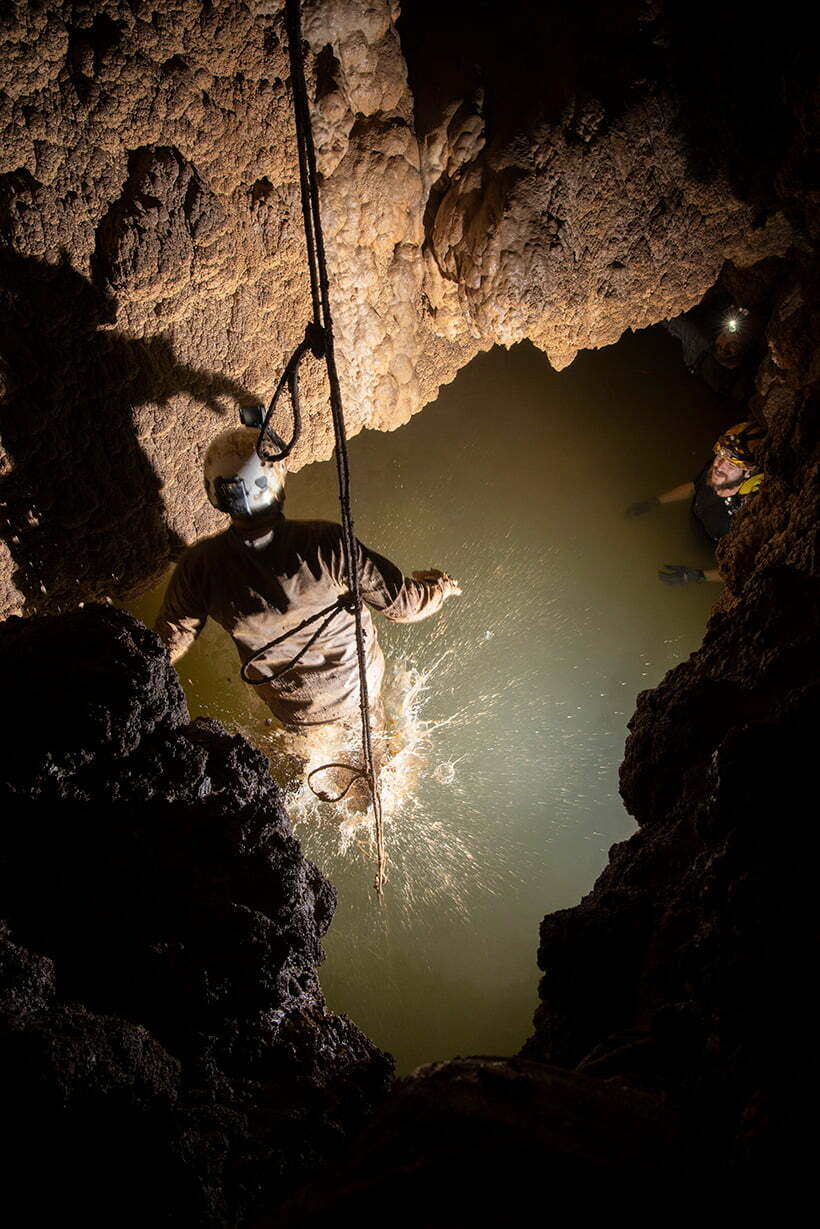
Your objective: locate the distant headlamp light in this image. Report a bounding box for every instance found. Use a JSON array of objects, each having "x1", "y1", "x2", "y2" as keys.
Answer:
[{"x1": 724, "y1": 306, "x2": 749, "y2": 334}]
